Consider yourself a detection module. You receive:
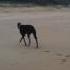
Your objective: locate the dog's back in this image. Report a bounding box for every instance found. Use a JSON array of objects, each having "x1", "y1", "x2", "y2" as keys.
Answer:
[{"x1": 17, "y1": 22, "x2": 36, "y2": 35}]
